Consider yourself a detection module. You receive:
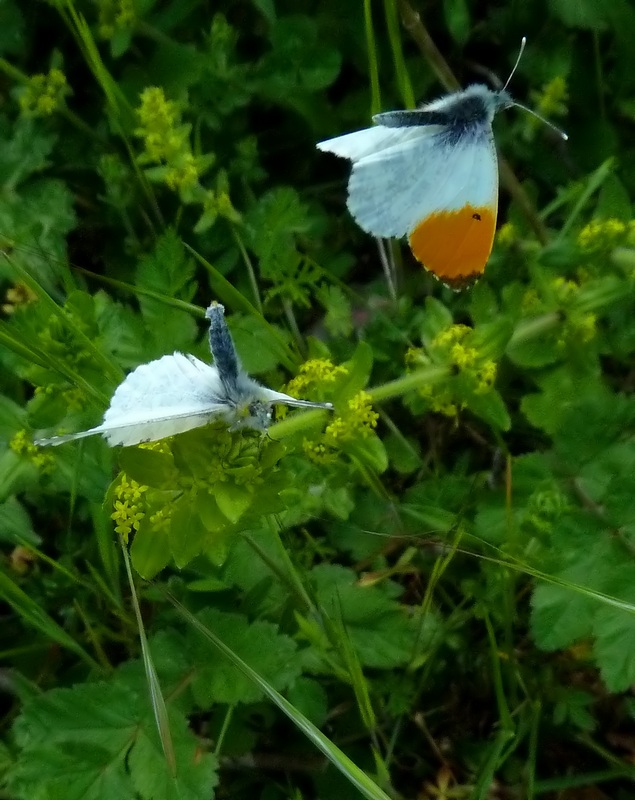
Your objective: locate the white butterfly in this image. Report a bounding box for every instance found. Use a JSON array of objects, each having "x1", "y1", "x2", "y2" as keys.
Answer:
[
  {"x1": 36, "y1": 303, "x2": 333, "y2": 447},
  {"x1": 317, "y1": 38, "x2": 567, "y2": 289}
]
